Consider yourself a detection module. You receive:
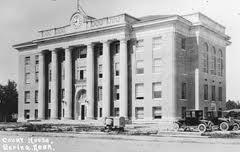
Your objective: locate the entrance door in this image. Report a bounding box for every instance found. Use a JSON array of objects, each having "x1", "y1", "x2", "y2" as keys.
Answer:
[{"x1": 81, "y1": 105, "x2": 85, "y2": 120}]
